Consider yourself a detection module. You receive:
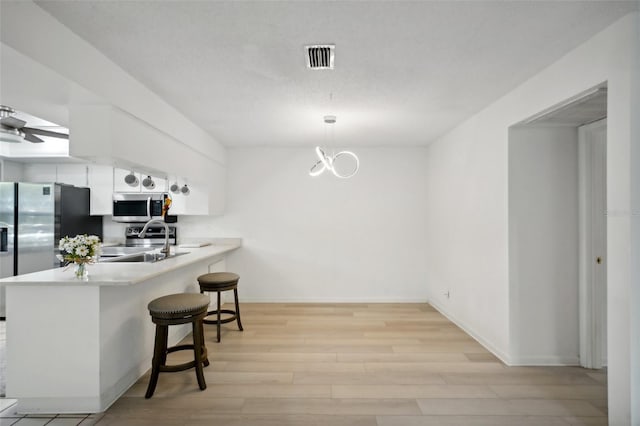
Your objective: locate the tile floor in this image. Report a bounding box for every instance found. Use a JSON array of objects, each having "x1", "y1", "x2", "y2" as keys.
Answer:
[{"x1": 0, "y1": 303, "x2": 608, "y2": 425}]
